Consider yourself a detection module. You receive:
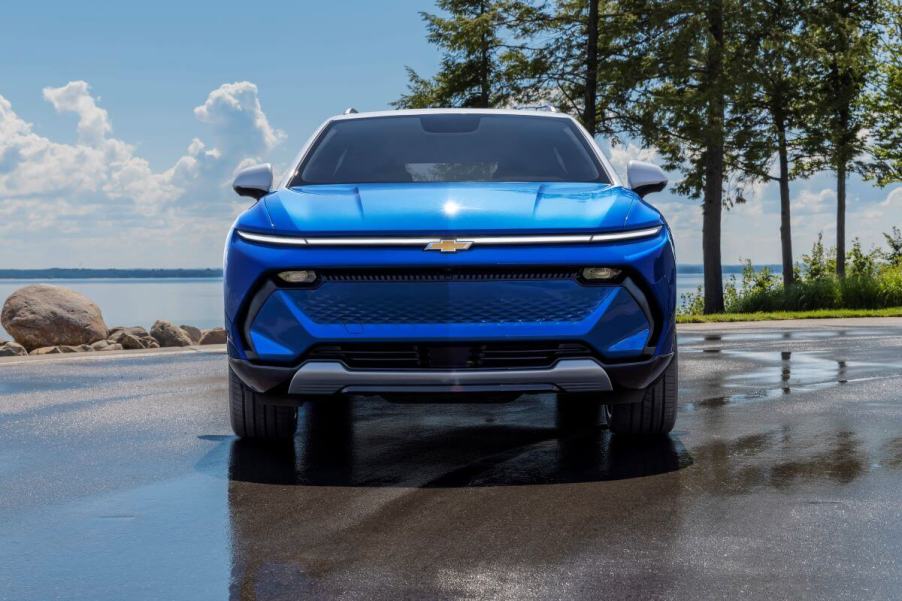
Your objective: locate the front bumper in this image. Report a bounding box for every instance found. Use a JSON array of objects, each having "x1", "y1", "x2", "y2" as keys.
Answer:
[
  {"x1": 229, "y1": 352, "x2": 673, "y2": 397},
  {"x1": 224, "y1": 225, "x2": 677, "y2": 396}
]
